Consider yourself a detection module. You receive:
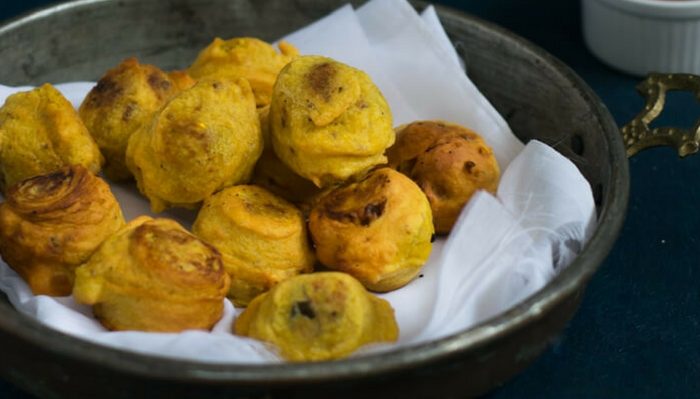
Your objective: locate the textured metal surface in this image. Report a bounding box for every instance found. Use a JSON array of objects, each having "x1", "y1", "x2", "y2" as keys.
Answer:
[
  {"x1": 622, "y1": 73, "x2": 700, "y2": 158},
  {"x1": 0, "y1": 0, "x2": 628, "y2": 398}
]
